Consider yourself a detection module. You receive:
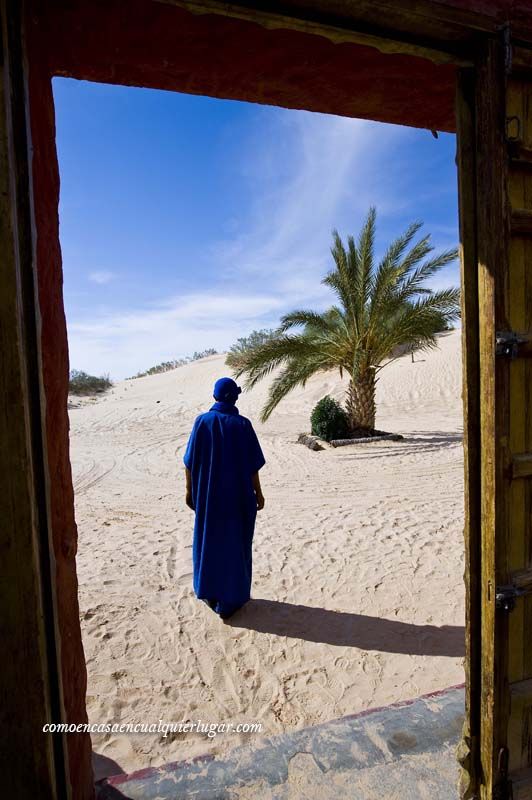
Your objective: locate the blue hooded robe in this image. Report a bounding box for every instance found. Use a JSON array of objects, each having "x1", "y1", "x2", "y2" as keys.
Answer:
[{"x1": 183, "y1": 399, "x2": 265, "y2": 617}]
